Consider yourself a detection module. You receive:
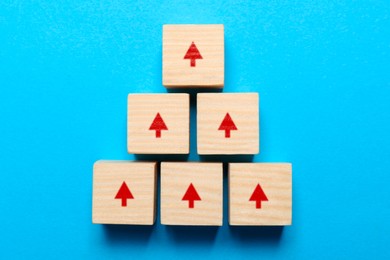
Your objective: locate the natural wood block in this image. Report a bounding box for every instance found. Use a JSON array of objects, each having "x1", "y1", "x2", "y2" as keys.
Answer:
[
  {"x1": 92, "y1": 161, "x2": 157, "y2": 225},
  {"x1": 127, "y1": 94, "x2": 190, "y2": 154},
  {"x1": 197, "y1": 93, "x2": 259, "y2": 154},
  {"x1": 229, "y1": 163, "x2": 292, "y2": 226},
  {"x1": 163, "y1": 24, "x2": 224, "y2": 88},
  {"x1": 161, "y1": 162, "x2": 223, "y2": 226}
]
